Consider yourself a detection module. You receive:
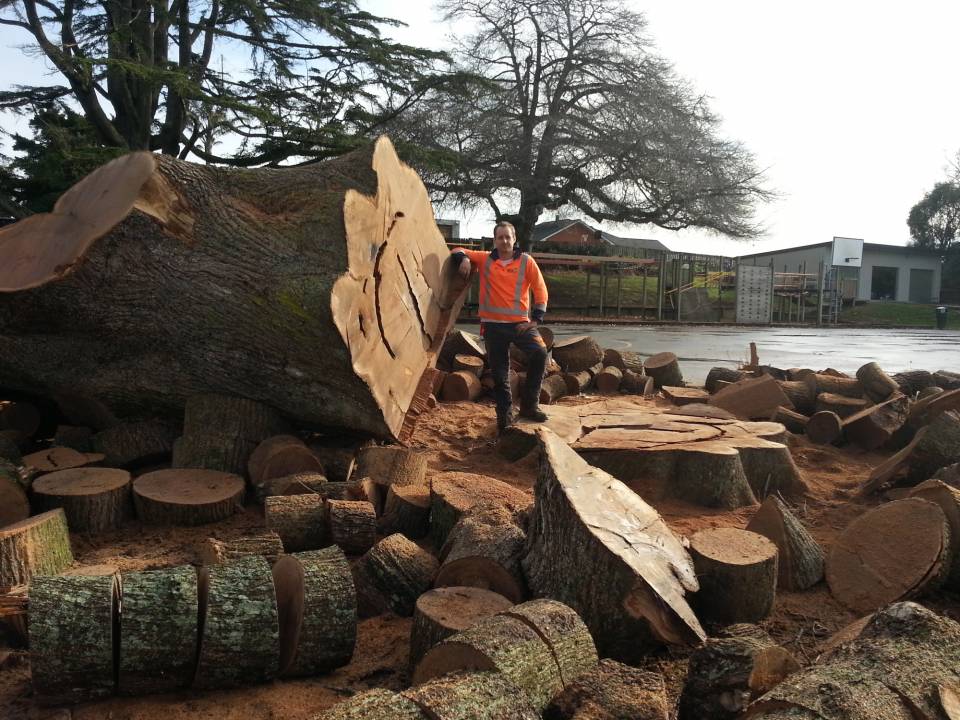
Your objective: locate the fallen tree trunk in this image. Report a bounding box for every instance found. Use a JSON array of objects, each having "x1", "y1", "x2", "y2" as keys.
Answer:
[{"x1": 0, "y1": 137, "x2": 464, "y2": 442}]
